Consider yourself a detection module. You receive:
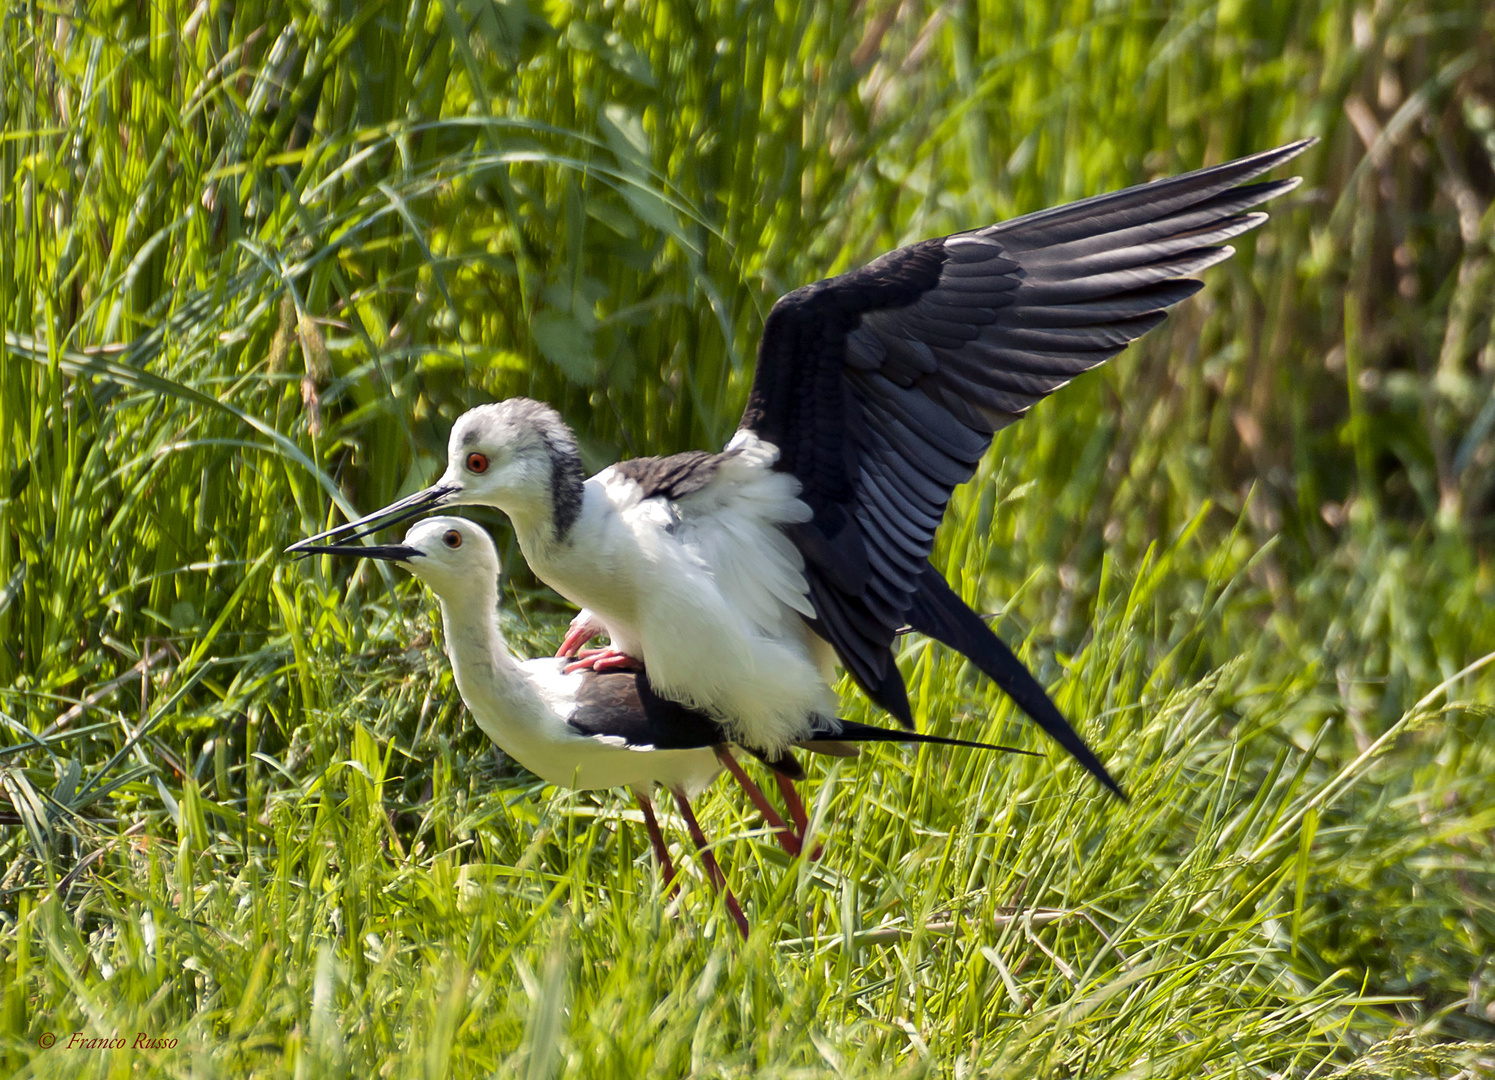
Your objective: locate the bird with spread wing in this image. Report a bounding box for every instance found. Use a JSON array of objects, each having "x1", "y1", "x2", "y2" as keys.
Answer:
[{"x1": 292, "y1": 139, "x2": 1314, "y2": 813}]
